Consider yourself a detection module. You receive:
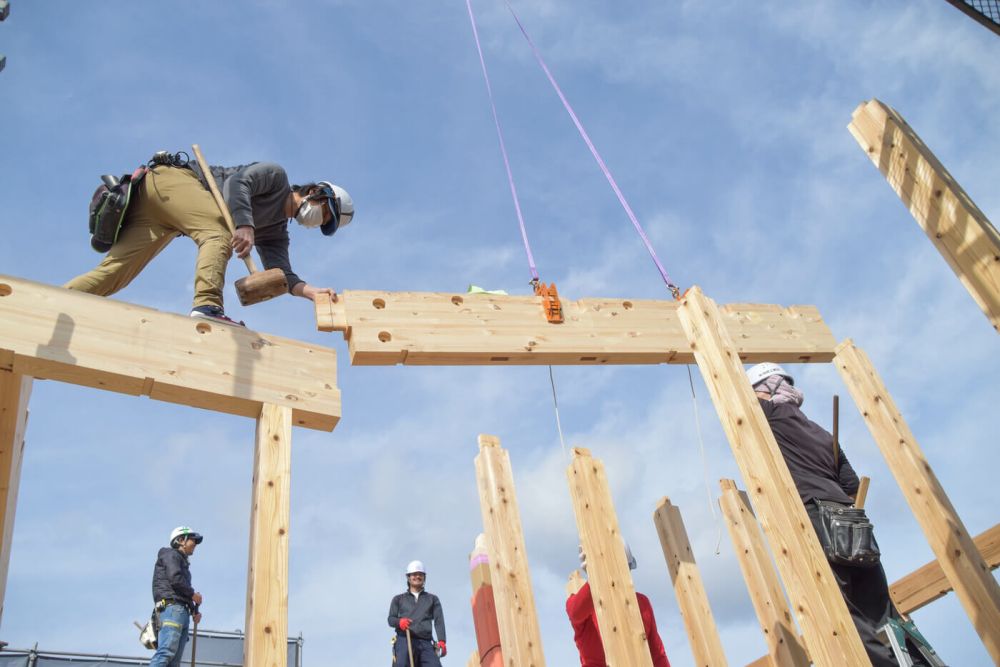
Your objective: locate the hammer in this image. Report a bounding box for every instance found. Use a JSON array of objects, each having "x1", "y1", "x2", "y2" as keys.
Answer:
[{"x1": 191, "y1": 144, "x2": 288, "y2": 306}]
